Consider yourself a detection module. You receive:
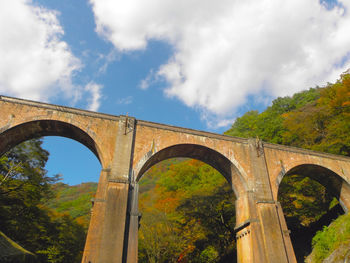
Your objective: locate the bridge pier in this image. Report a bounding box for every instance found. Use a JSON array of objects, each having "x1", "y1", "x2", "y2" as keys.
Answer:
[
  {"x1": 126, "y1": 183, "x2": 139, "y2": 263},
  {"x1": 235, "y1": 193, "x2": 296, "y2": 263},
  {"x1": 82, "y1": 169, "x2": 109, "y2": 262},
  {"x1": 276, "y1": 201, "x2": 296, "y2": 261},
  {"x1": 340, "y1": 181, "x2": 350, "y2": 213},
  {"x1": 83, "y1": 116, "x2": 136, "y2": 263},
  {"x1": 235, "y1": 192, "x2": 266, "y2": 263},
  {"x1": 234, "y1": 139, "x2": 297, "y2": 263}
]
